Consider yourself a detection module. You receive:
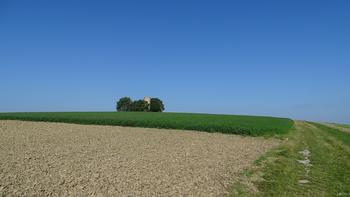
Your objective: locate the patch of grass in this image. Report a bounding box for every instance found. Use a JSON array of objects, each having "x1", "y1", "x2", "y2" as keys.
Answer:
[
  {"x1": 0, "y1": 112, "x2": 293, "y2": 136},
  {"x1": 311, "y1": 122, "x2": 350, "y2": 147},
  {"x1": 230, "y1": 121, "x2": 350, "y2": 196},
  {"x1": 335, "y1": 123, "x2": 350, "y2": 129}
]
